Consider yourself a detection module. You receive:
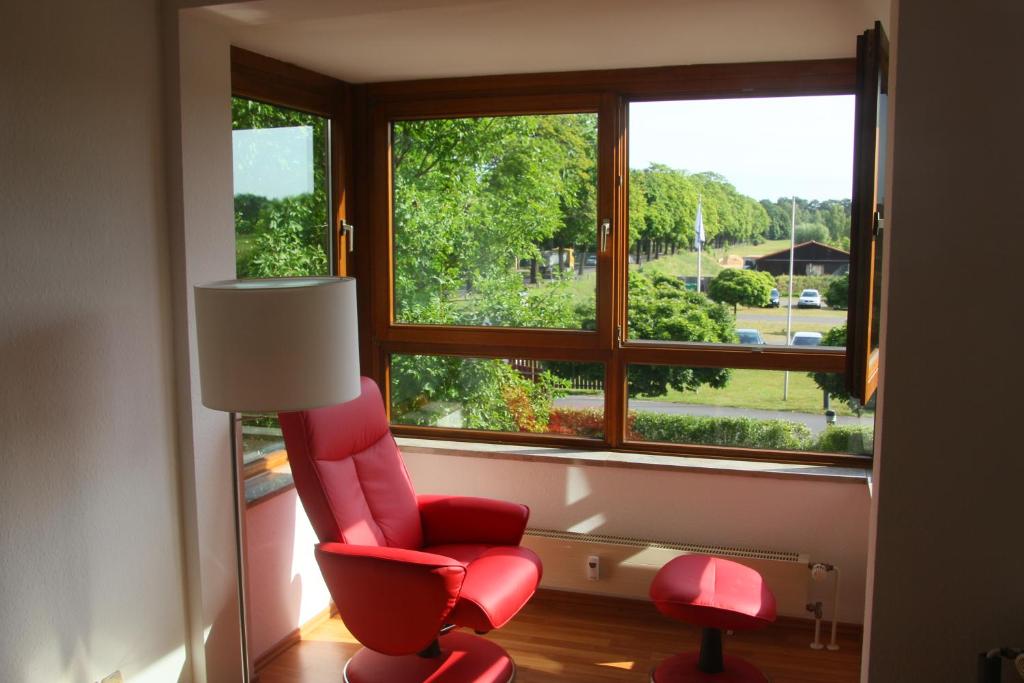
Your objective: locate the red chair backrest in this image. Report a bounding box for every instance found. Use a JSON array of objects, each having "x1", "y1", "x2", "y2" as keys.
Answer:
[{"x1": 279, "y1": 377, "x2": 424, "y2": 549}]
